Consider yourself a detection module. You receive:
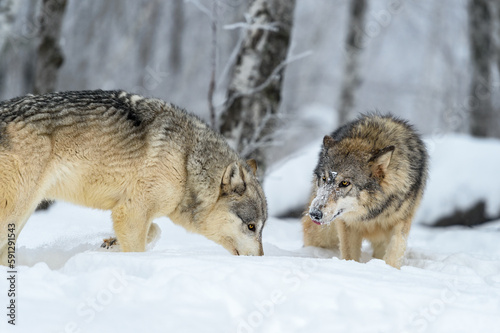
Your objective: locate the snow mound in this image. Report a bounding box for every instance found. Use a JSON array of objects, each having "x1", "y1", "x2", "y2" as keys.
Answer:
[
  {"x1": 2, "y1": 135, "x2": 500, "y2": 333},
  {"x1": 1, "y1": 202, "x2": 500, "y2": 332}
]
